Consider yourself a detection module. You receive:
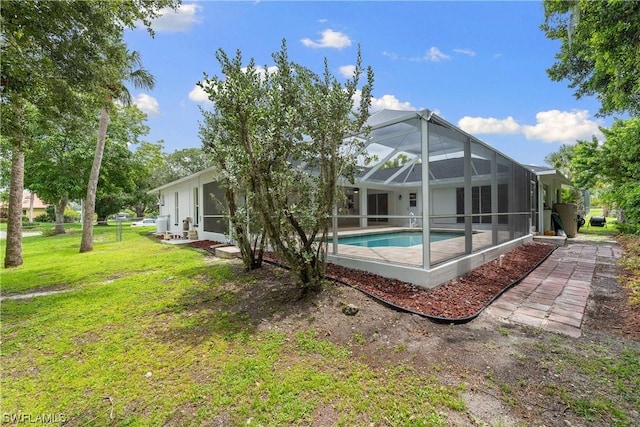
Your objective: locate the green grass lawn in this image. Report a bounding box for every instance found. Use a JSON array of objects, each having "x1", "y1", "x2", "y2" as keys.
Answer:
[
  {"x1": 1, "y1": 226, "x2": 465, "y2": 425},
  {"x1": 579, "y1": 208, "x2": 619, "y2": 237}
]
